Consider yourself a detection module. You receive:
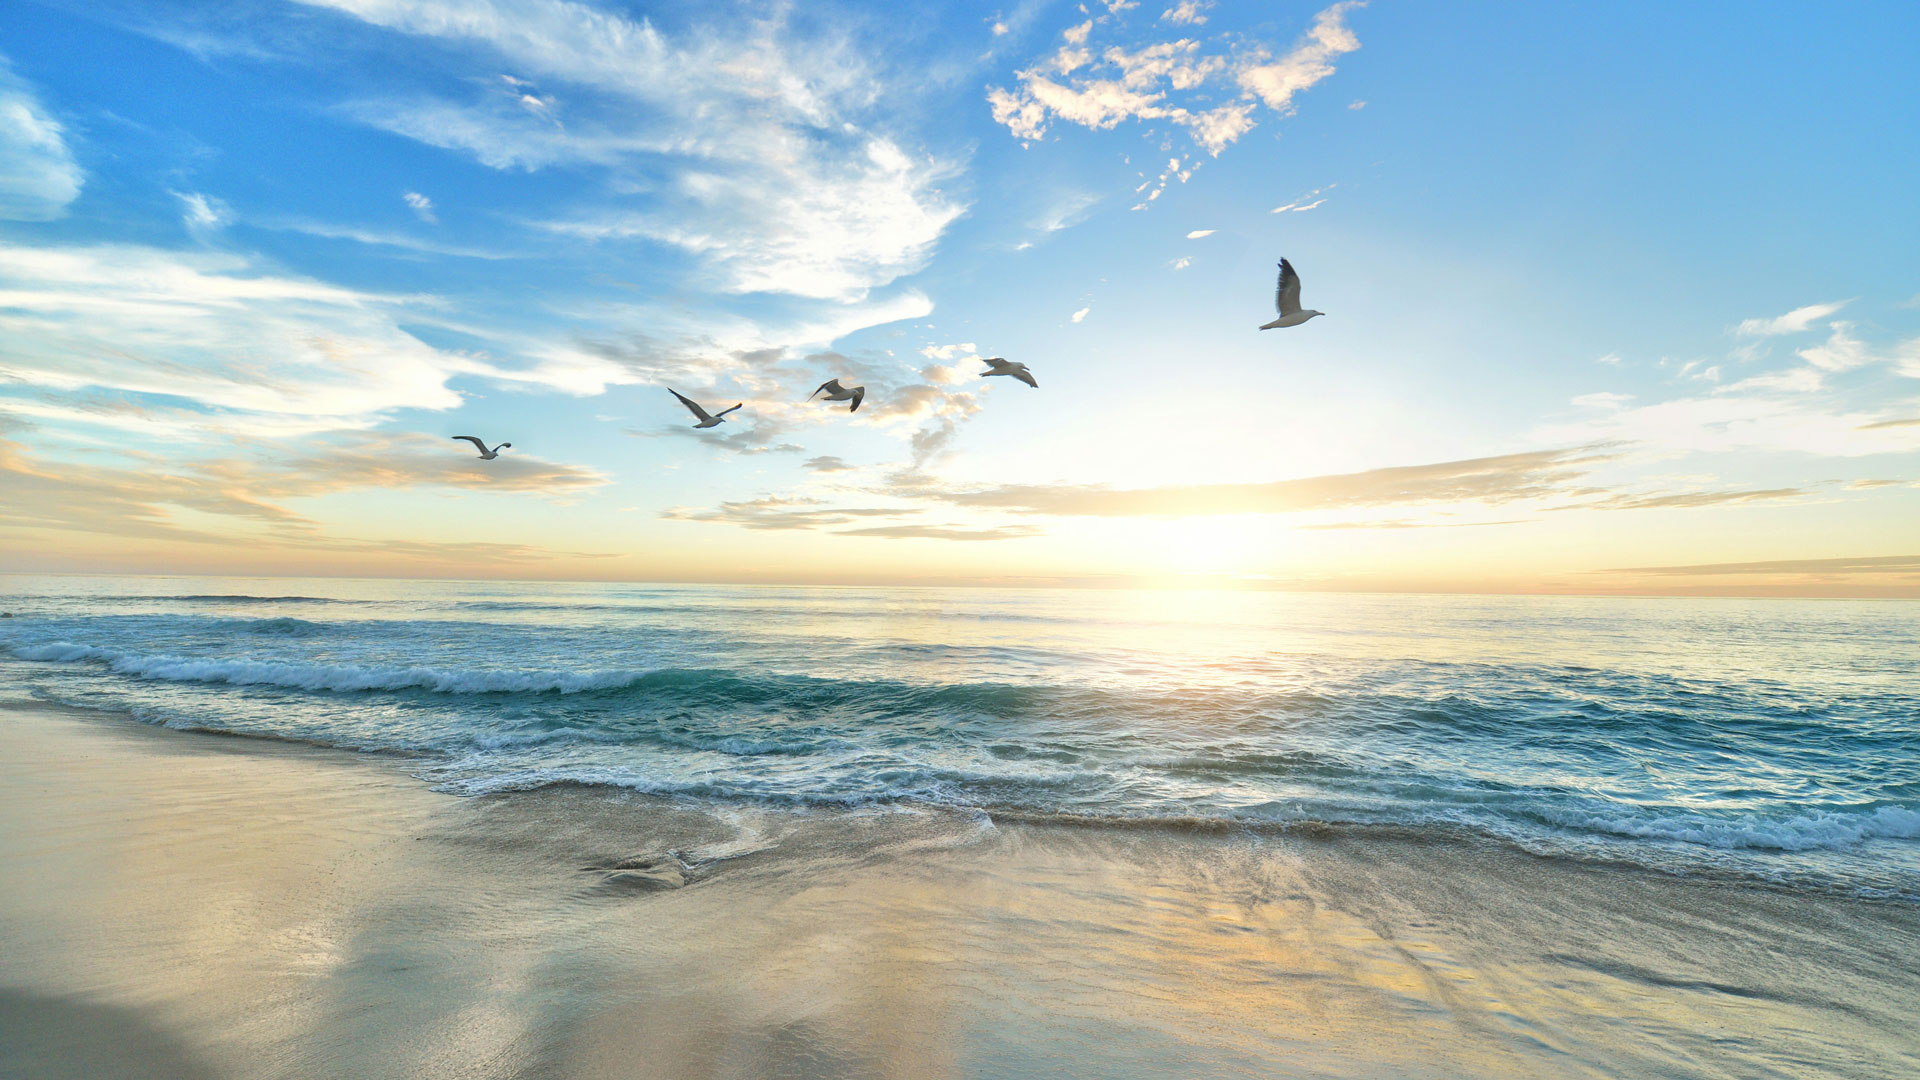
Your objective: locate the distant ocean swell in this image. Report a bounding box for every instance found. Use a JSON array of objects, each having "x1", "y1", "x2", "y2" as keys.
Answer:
[{"x1": 3, "y1": 584, "x2": 1917, "y2": 898}]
